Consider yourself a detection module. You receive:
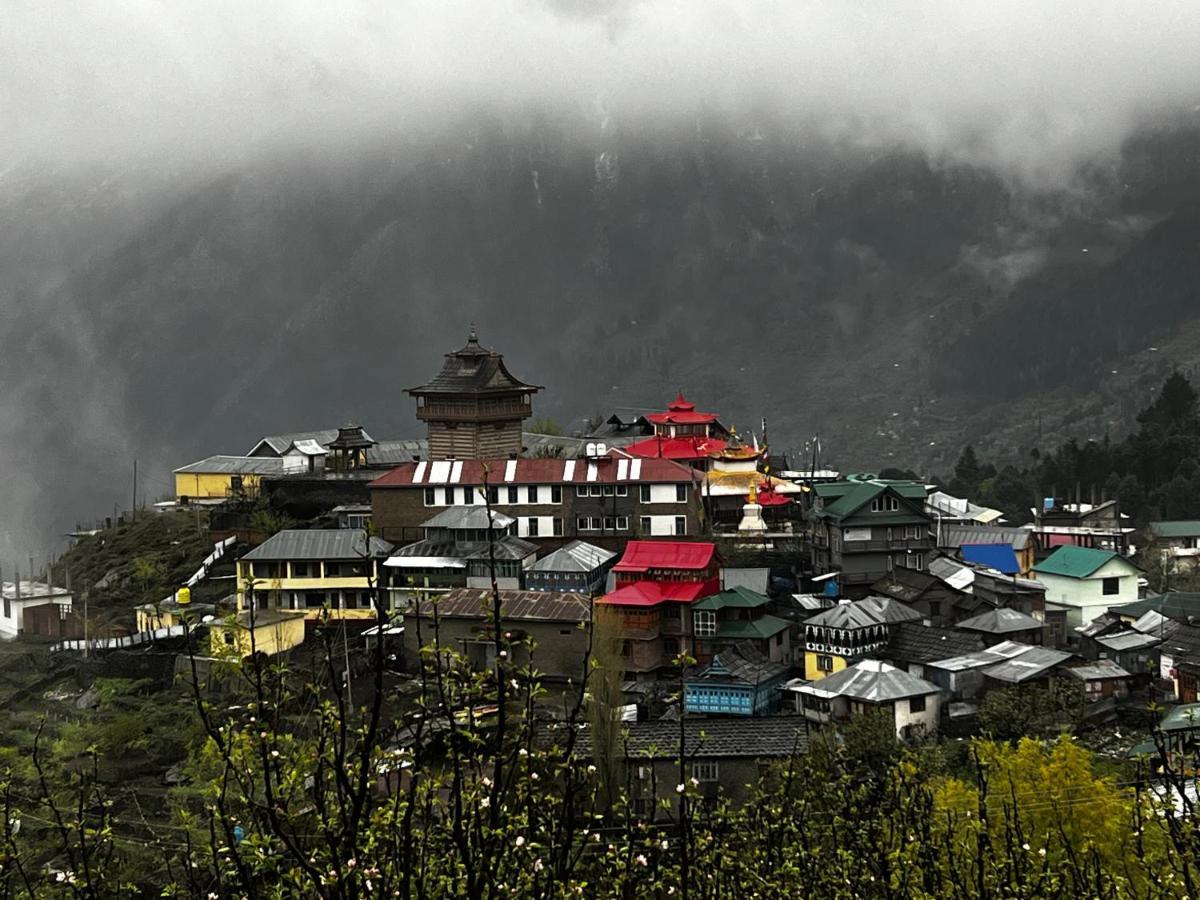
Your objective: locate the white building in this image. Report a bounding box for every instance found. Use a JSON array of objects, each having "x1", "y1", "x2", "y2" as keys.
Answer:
[
  {"x1": 0, "y1": 581, "x2": 74, "y2": 638},
  {"x1": 1031, "y1": 546, "x2": 1141, "y2": 628},
  {"x1": 786, "y1": 659, "x2": 942, "y2": 738}
]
